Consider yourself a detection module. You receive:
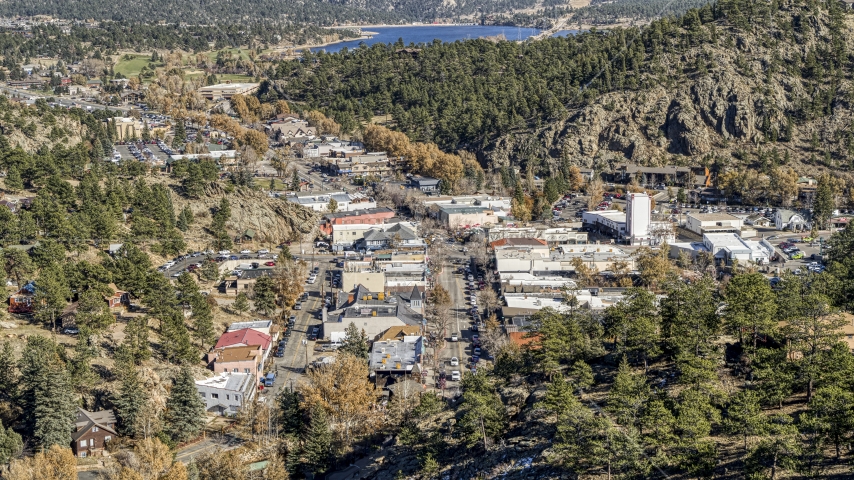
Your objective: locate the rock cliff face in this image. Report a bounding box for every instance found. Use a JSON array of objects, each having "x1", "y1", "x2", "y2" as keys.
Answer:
[
  {"x1": 174, "y1": 184, "x2": 319, "y2": 244},
  {"x1": 487, "y1": 7, "x2": 853, "y2": 176}
]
